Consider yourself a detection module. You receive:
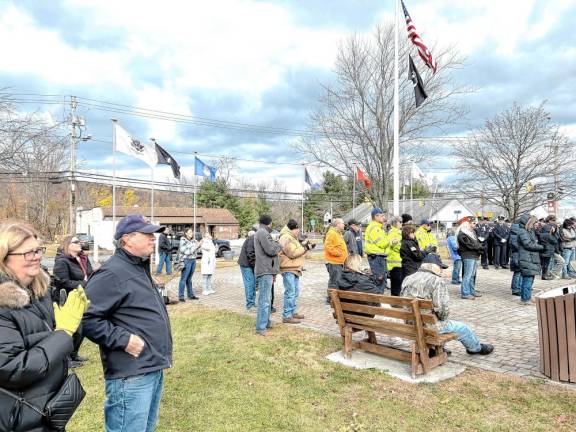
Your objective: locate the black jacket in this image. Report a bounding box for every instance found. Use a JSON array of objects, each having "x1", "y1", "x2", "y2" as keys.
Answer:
[
  {"x1": 53, "y1": 252, "x2": 93, "y2": 293},
  {"x1": 336, "y1": 270, "x2": 380, "y2": 317},
  {"x1": 538, "y1": 225, "x2": 558, "y2": 258},
  {"x1": 474, "y1": 224, "x2": 490, "y2": 244},
  {"x1": 400, "y1": 237, "x2": 425, "y2": 277},
  {"x1": 492, "y1": 222, "x2": 510, "y2": 243},
  {"x1": 457, "y1": 230, "x2": 482, "y2": 260},
  {"x1": 158, "y1": 233, "x2": 171, "y2": 253},
  {"x1": 82, "y1": 248, "x2": 173, "y2": 379},
  {"x1": 237, "y1": 235, "x2": 256, "y2": 268},
  {"x1": 517, "y1": 214, "x2": 544, "y2": 277},
  {"x1": 508, "y1": 223, "x2": 520, "y2": 272},
  {"x1": 0, "y1": 275, "x2": 74, "y2": 432}
]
